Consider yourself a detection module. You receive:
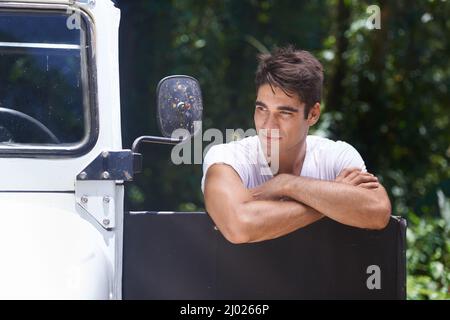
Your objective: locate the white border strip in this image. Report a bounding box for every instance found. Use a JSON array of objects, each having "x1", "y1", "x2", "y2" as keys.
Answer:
[{"x1": 0, "y1": 42, "x2": 80, "y2": 50}]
